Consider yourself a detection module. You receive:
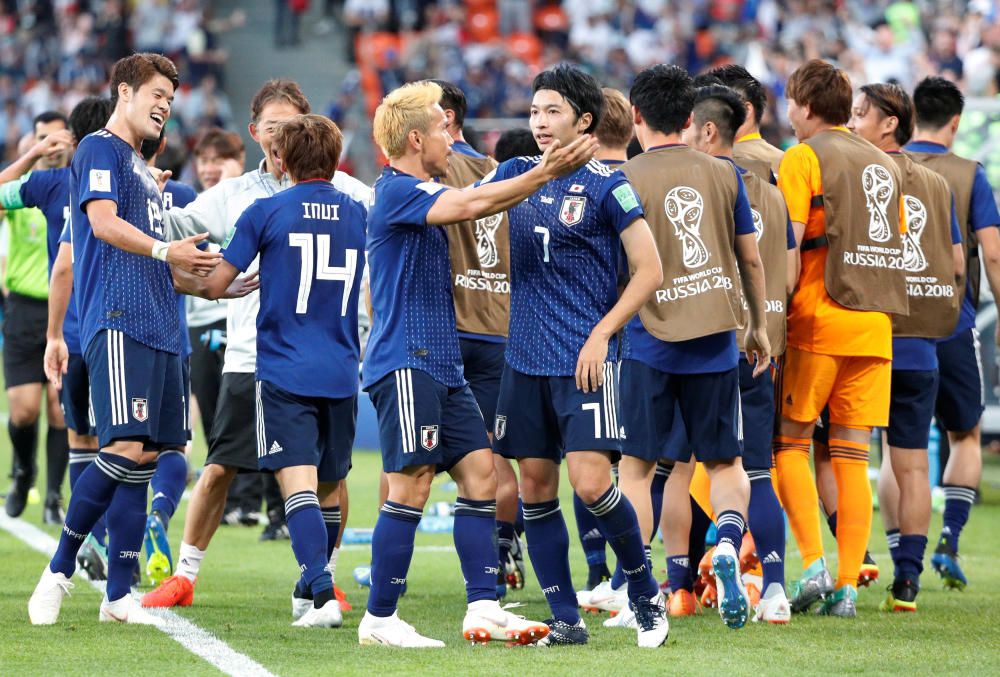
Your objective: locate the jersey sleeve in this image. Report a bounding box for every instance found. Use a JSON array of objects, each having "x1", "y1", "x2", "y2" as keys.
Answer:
[
  {"x1": 599, "y1": 173, "x2": 645, "y2": 234},
  {"x1": 221, "y1": 202, "x2": 264, "y2": 272},
  {"x1": 74, "y1": 136, "x2": 120, "y2": 209},
  {"x1": 0, "y1": 174, "x2": 29, "y2": 210},
  {"x1": 786, "y1": 214, "x2": 797, "y2": 249},
  {"x1": 732, "y1": 169, "x2": 756, "y2": 236},
  {"x1": 969, "y1": 164, "x2": 1000, "y2": 231},
  {"x1": 59, "y1": 219, "x2": 71, "y2": 244},
  {"x1": 381, "y1": 175, "x2": 448, "y2": 230},
  {"x1": 950, "y1": 195, "x2": 962, "y2": 245},
  {"x1": 777, "y1": 144, "x2": 817, "y2": 225}
]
